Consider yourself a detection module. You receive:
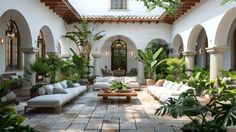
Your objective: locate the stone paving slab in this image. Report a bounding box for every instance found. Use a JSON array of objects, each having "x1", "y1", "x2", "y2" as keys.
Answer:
[{"x1": 19, "y1": 89, "x2": 200, "y2": 131}]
